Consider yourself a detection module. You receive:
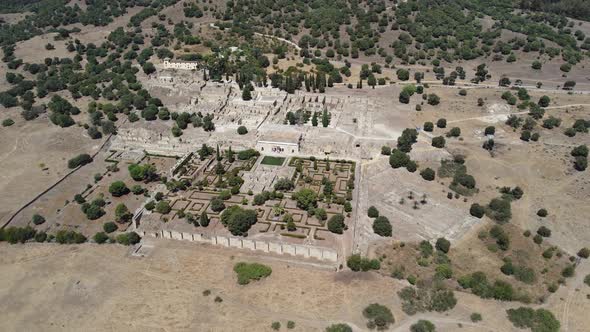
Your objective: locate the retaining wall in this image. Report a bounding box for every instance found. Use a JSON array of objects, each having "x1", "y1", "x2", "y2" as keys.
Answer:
[{"x1": 138, "y1": 229, "x2": 338, "y2": 263}]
